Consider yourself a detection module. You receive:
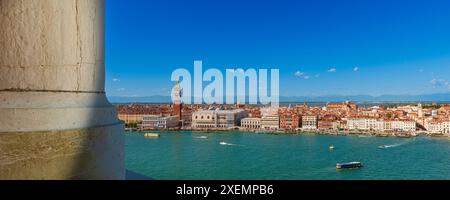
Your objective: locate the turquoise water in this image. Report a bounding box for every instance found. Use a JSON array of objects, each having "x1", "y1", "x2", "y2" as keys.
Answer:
[{"x1": 126, "y1": 131, "x2": 450, "y2": 180}]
